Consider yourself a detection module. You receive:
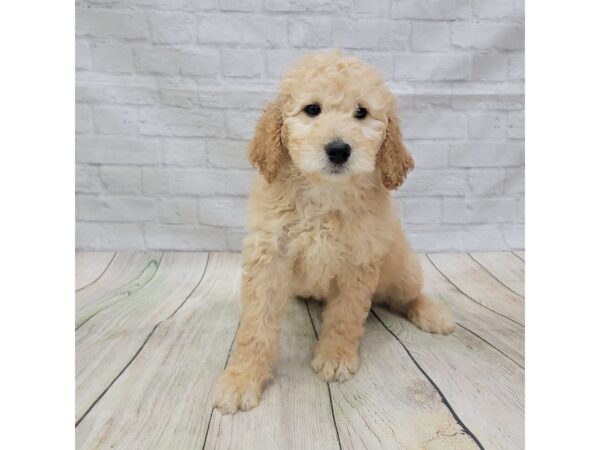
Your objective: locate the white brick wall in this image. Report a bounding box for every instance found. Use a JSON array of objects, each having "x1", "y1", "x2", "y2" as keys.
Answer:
[{"x1": 76, "y1": 0, "x2": 524, "y2": 252}]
